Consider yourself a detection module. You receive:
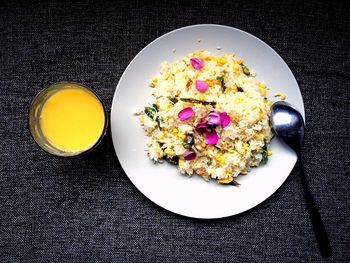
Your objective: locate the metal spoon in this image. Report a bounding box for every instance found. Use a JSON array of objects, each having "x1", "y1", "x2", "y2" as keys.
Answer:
[{"x1": 270, "y1": 101, "x2": 332, "y2": 258}]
